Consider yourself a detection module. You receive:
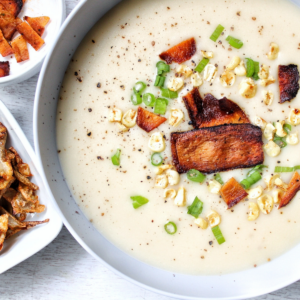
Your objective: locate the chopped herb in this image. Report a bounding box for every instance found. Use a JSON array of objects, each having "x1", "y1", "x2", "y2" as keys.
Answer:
[
  {"x1": 154, "y1": 75, "x2": 166, "y2": 87},
  {"x1": 130, "y1": 196, "x2": 149, "y2": 209},
  {"x1": 275, "y1": 166, "x2": 300, "y2": 172},
  {"x1": 111, "y1": 149, "x2": 121, "y2": 166},
  {"x1": 195, "y1": 58, "x2": 209, "y2": 73},
  {"x1": 283, "y1": 124, "x2": 292, "y2": 134},
  {"x1": 246, "y1": 58, "x2": 259, "y2": 80},
  {"x1": 214, "y1": 173, "x2": 224, "y2": 185},
  {"x1": 164, "y1": 221, "x2": 177, "y2": 235},
  {"x1": 273, "y1": 136, "x2": 287, "y2": 148},
  {"x1": 226, "y1": 35, "x2": 243, "y2": 49},
  {"x1": 240, "y1": 171, "x2": 261, "y2": 189},
  {"x1": 131, "y1": 92, "x2": 142, "y2": 105},
  {"x1": 187, "y1": 169, "x2": 206, "y2": 183},
  {"x1": 143, "y1": 93, "x2": 156, "y2": 106},
  {"x1": 247, "y1": 165, "x2": 268, "y2": 176},
  {"x1": 211, "y1": 225, "x2": 225, "y2": 244},
  {"x1": 154, "y1": 98, "x2": 168, "y2": 115},
  {"x1": 252, "y1": 61, "x2": 260, "y2": 80},
  {"x1": 151, "y1": 153, "x2": 163, "y2": 166},
  {"x1": 210, "y1": 24, "x2": 225, "y2": 42},
  {"x1": 133, "y1": 81, "x2": 147, "y2": 93},
  {"x1": 187, "y1": 197, "x2": 203, "y2": 218},
  {"x1": 156, "y1": 61, "x2": 170, "y2": 75},
  {"x1": 160, "y1": 88, "x2": 178, "y2": 99}
]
